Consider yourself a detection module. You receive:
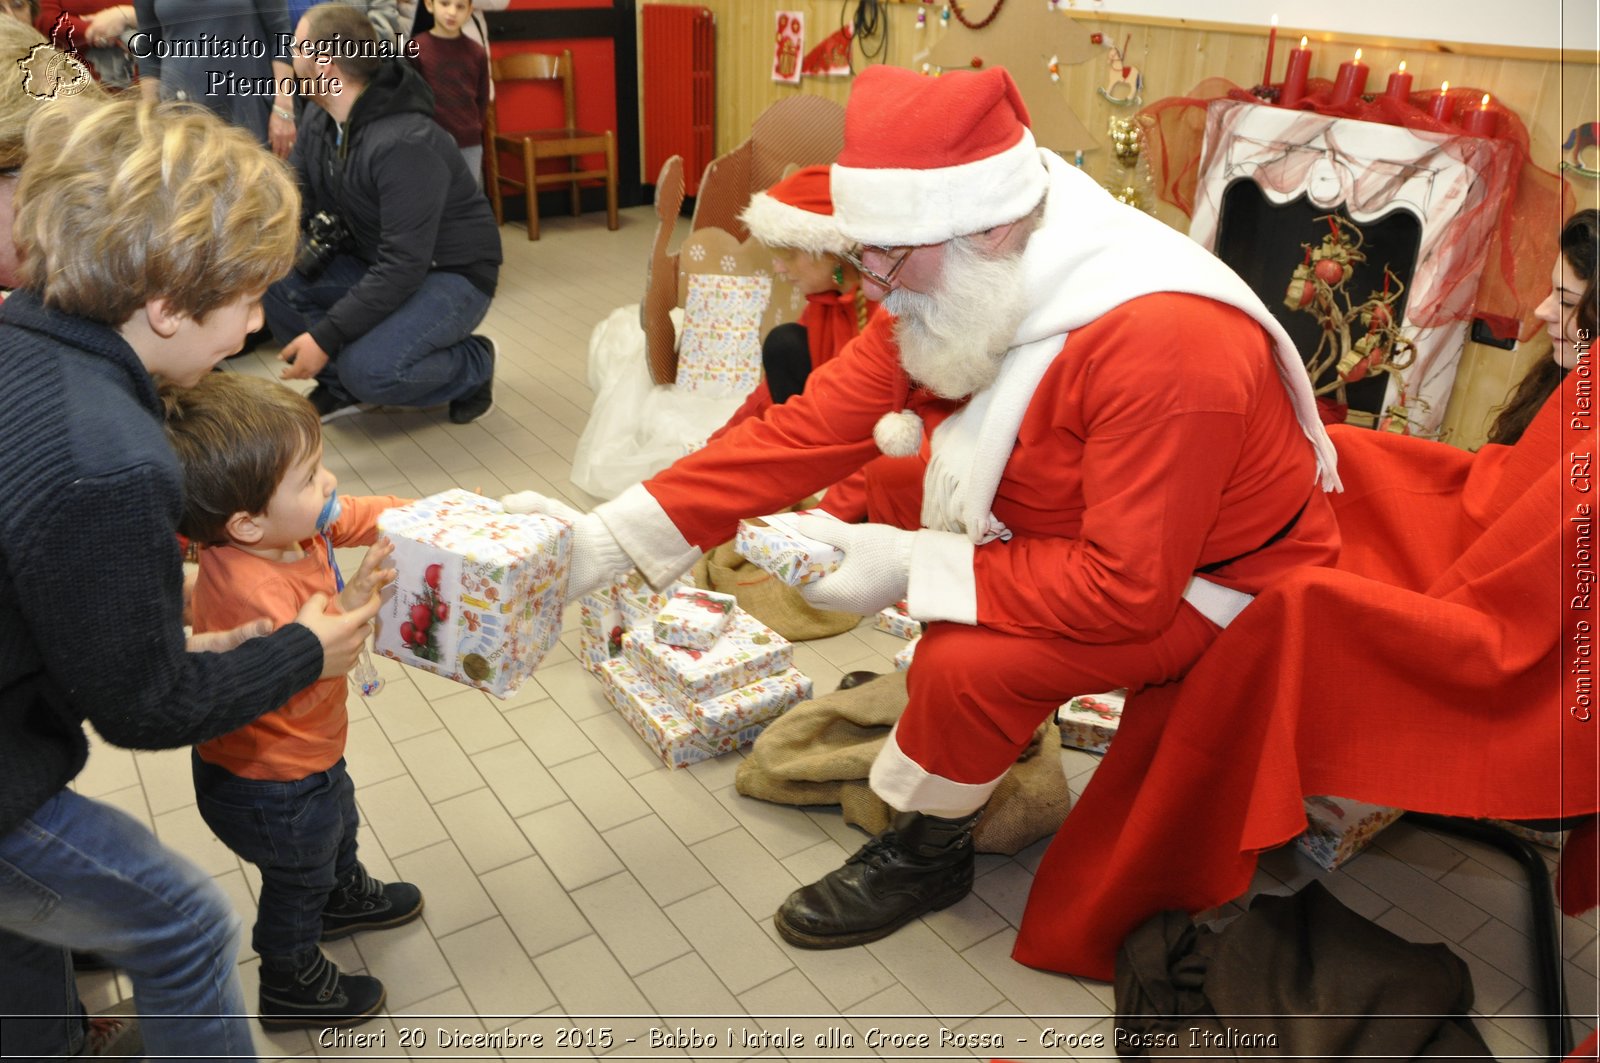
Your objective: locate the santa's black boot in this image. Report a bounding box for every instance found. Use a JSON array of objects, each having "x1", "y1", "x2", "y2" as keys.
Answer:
[{"x1": 774, "y1": 808, "x2": 981, "y2": 949}]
